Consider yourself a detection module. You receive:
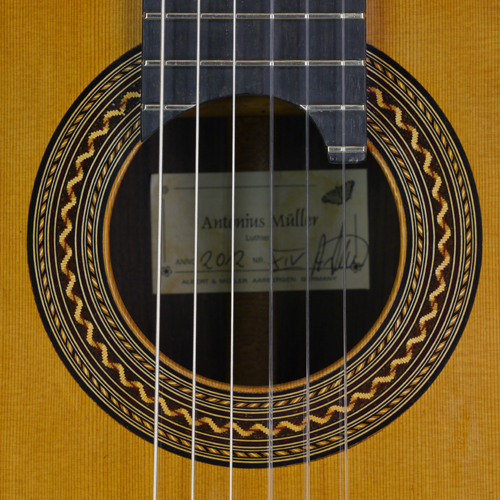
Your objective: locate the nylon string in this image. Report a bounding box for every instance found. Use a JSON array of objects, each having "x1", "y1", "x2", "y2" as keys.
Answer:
[
  {"x1": 153, "y1": 3, "x2": 351, "y2": 500},
  {"x1": 304, "y1": 0, "x2": 311, "y2": 498},
  {"x1": 268, "y1": 0, "x2": 275, "y2": 497},
  {"x1": 152, "y1": 0, "x2": 166, "y2": 498},
  {"x1": 190, "y1": 0, "x2": 202, "y2": 499},
  {"x1": 341, "y1": 0, "x2": 349, "y2": 498},
  {"x1": 229, "y1": 0, "x2": 237, "y2": 497}
]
